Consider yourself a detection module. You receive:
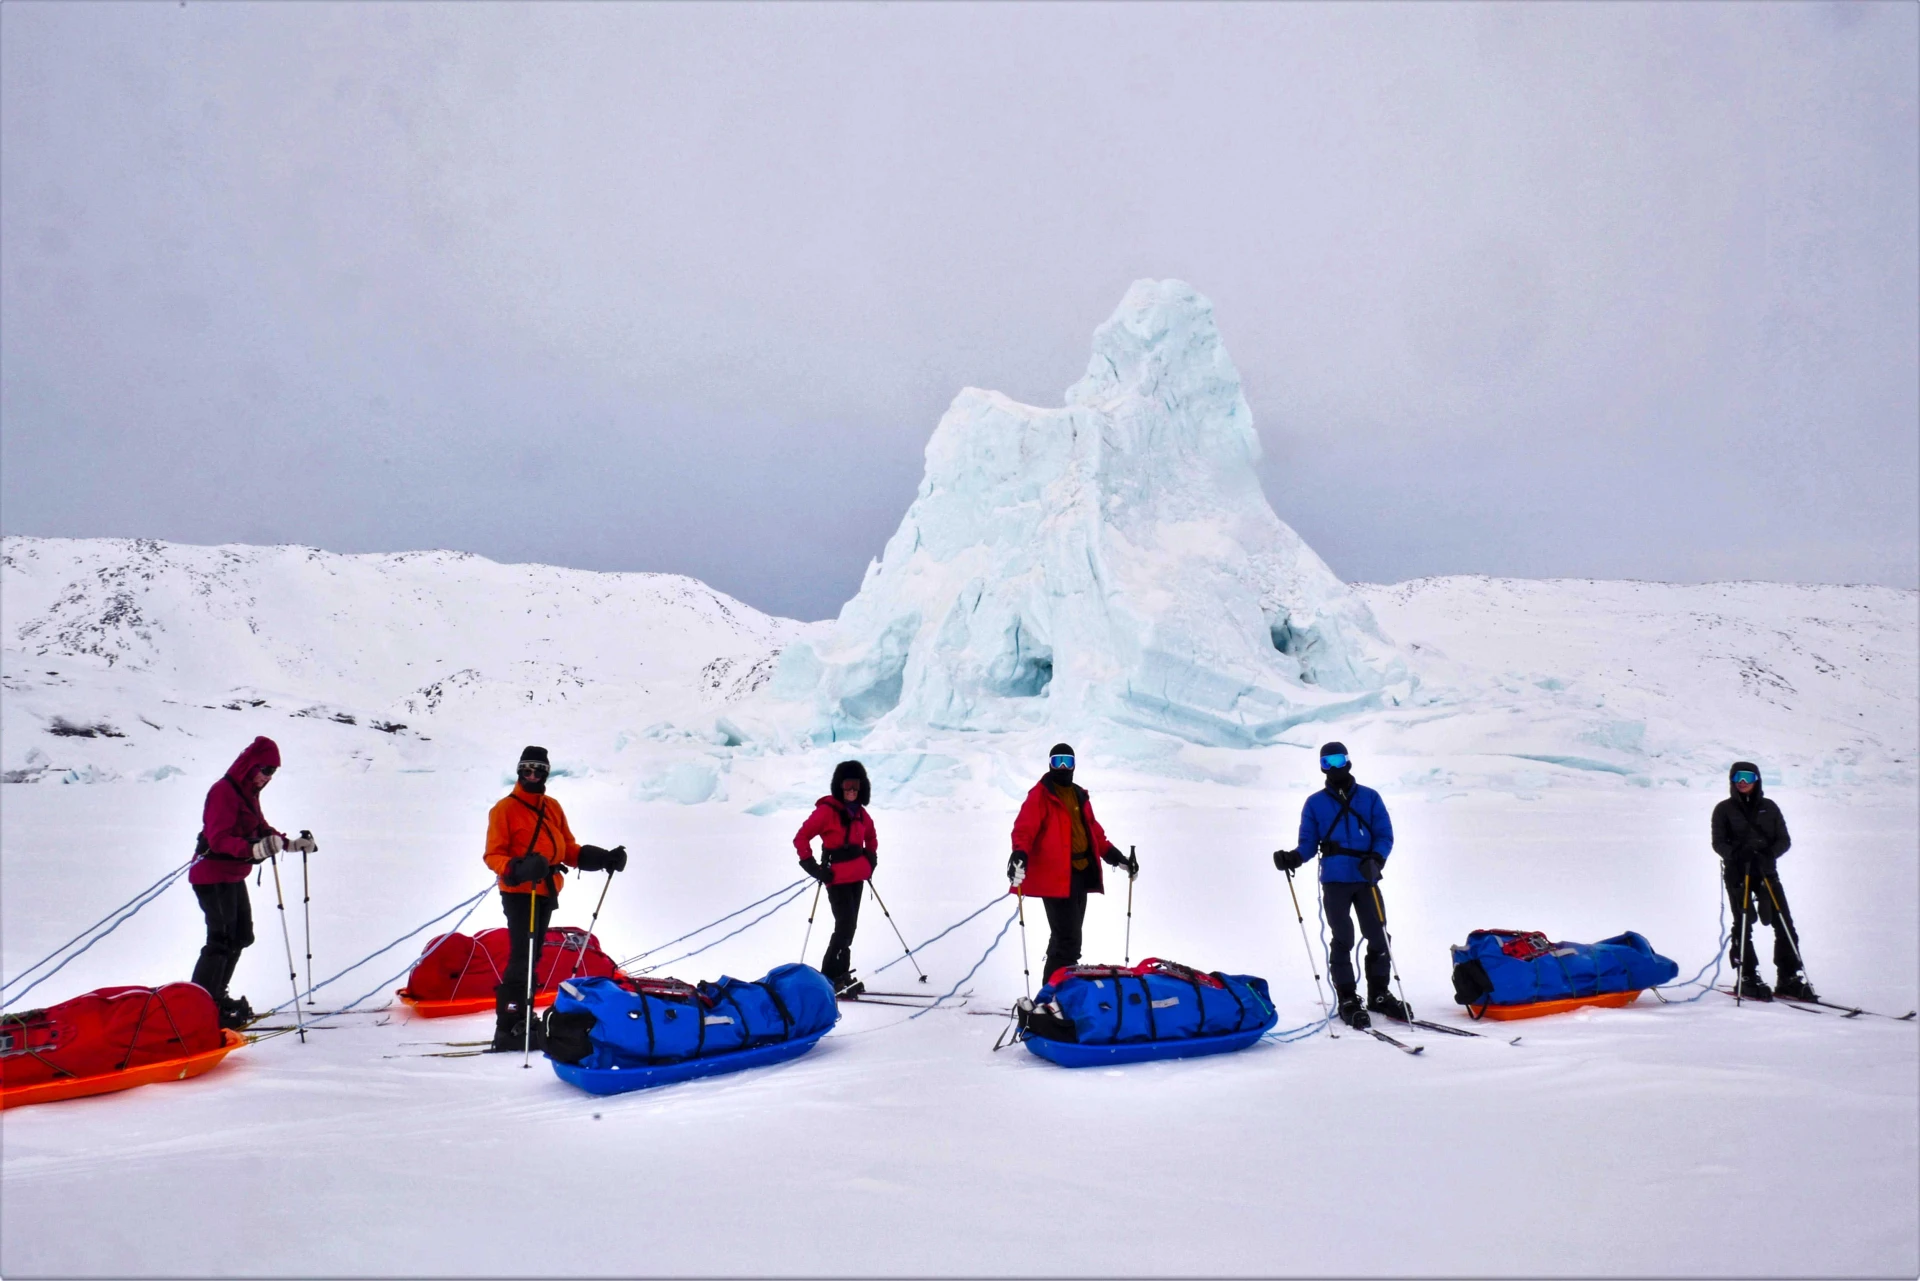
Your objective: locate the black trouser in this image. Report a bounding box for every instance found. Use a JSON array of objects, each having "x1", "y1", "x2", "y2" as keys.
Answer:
[
  {"x1": 821, "y1": 882, "x2": 864, "y2": 981},
  {"x1": 191, "y1": 881, "x2": 255, "y2": 1002},
  {"x1": 1041, "y1": 889, "x2": 1090, "y2": 985},
  {"x1": 497, "y1": 891, "x2": 555, "y2": 1012},
  {"x1": 1323, "y1": 880, "x2": 1391, "y2": 997},
  {"x1": 1725, "y1": 867, "x2": 1801, "y2": 976}
]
